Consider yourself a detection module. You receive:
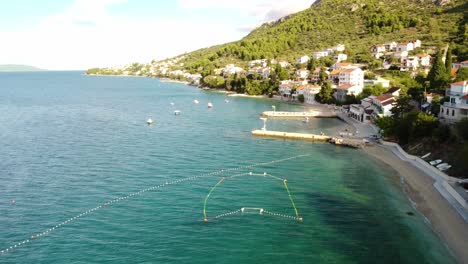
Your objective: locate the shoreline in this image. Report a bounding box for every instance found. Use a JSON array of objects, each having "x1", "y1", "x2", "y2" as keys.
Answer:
[{"x1": 362, "y1": 145, "x2": 468, "y2": 262}]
